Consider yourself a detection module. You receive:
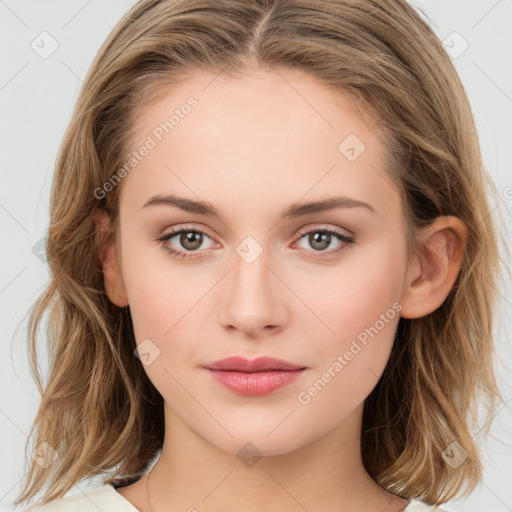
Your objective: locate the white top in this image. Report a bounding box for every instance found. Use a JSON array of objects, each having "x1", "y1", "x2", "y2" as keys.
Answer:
[{"x1": 27, "y1": 483, "x2": 454, "y2": 511}]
